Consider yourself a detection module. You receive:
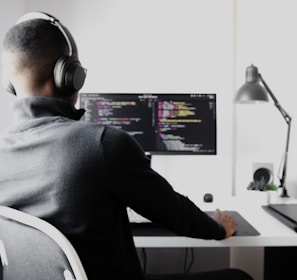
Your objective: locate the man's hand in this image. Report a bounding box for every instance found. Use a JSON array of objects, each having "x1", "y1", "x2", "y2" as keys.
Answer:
[{"x1": 213, "y1": 209, "x2": 237, "y2": 238}]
